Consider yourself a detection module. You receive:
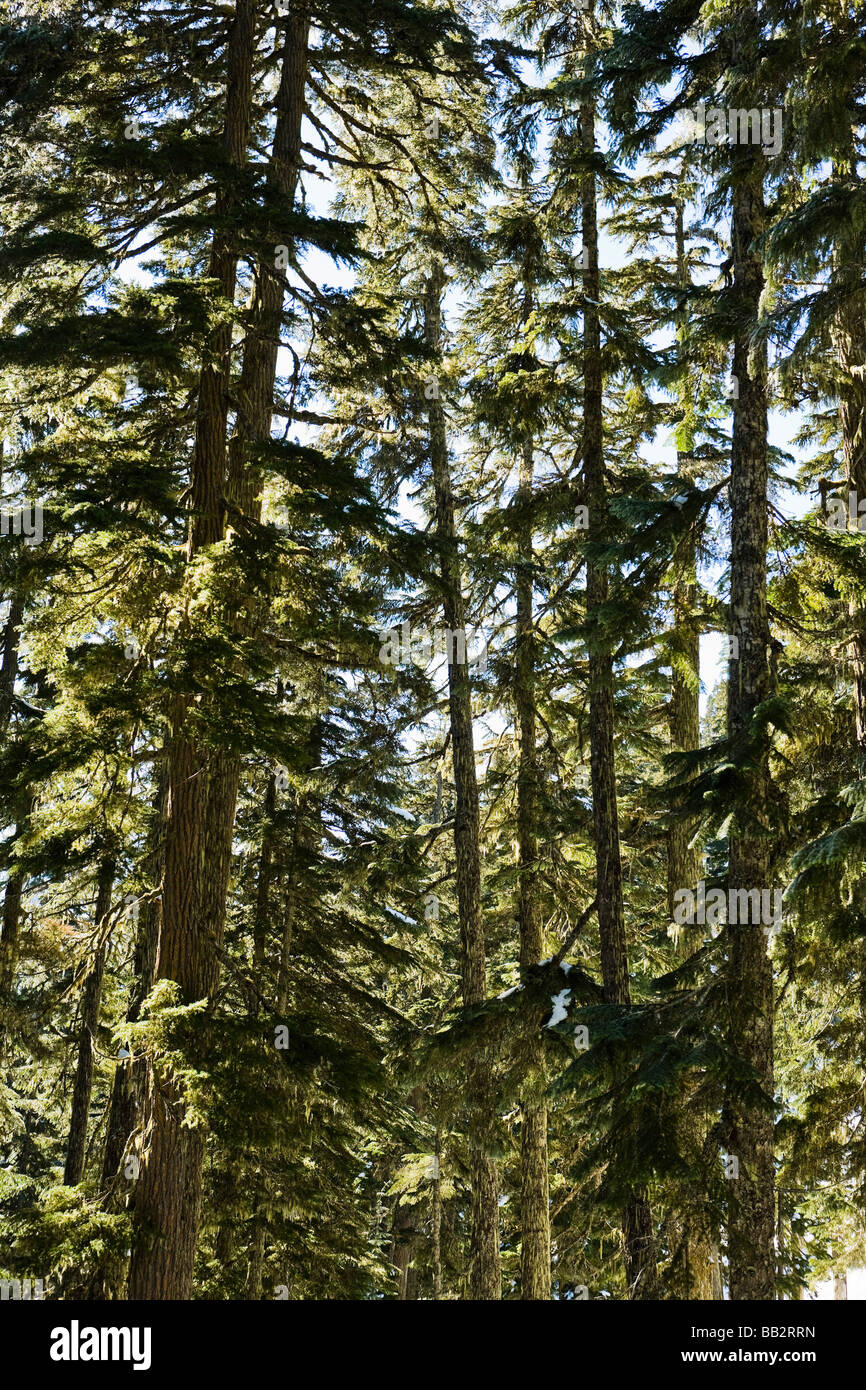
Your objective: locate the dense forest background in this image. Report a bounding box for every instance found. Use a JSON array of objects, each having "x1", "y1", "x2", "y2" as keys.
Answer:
[{"x1": 1, "y1": 0, "x2": 865, "y2": 1302}]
